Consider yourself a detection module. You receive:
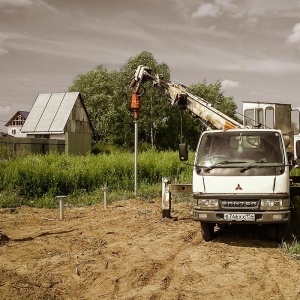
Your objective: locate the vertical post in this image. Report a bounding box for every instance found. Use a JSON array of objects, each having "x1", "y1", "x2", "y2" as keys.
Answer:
[
  {"x1": 131, "y1": 91, "x2": 141, "y2": 196},
  {"x1": 102, "y1": 182, "x2": 108, "y2": 209},
  {"x1": 134, "y1": 119, "x2": 138, "y2": 196},
  {"x1": 162, "y1": 177, "x2": 171, "y2": 218},
  {"x1": 57, "y1": 195, "x2": 66, "y2": 221}
]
